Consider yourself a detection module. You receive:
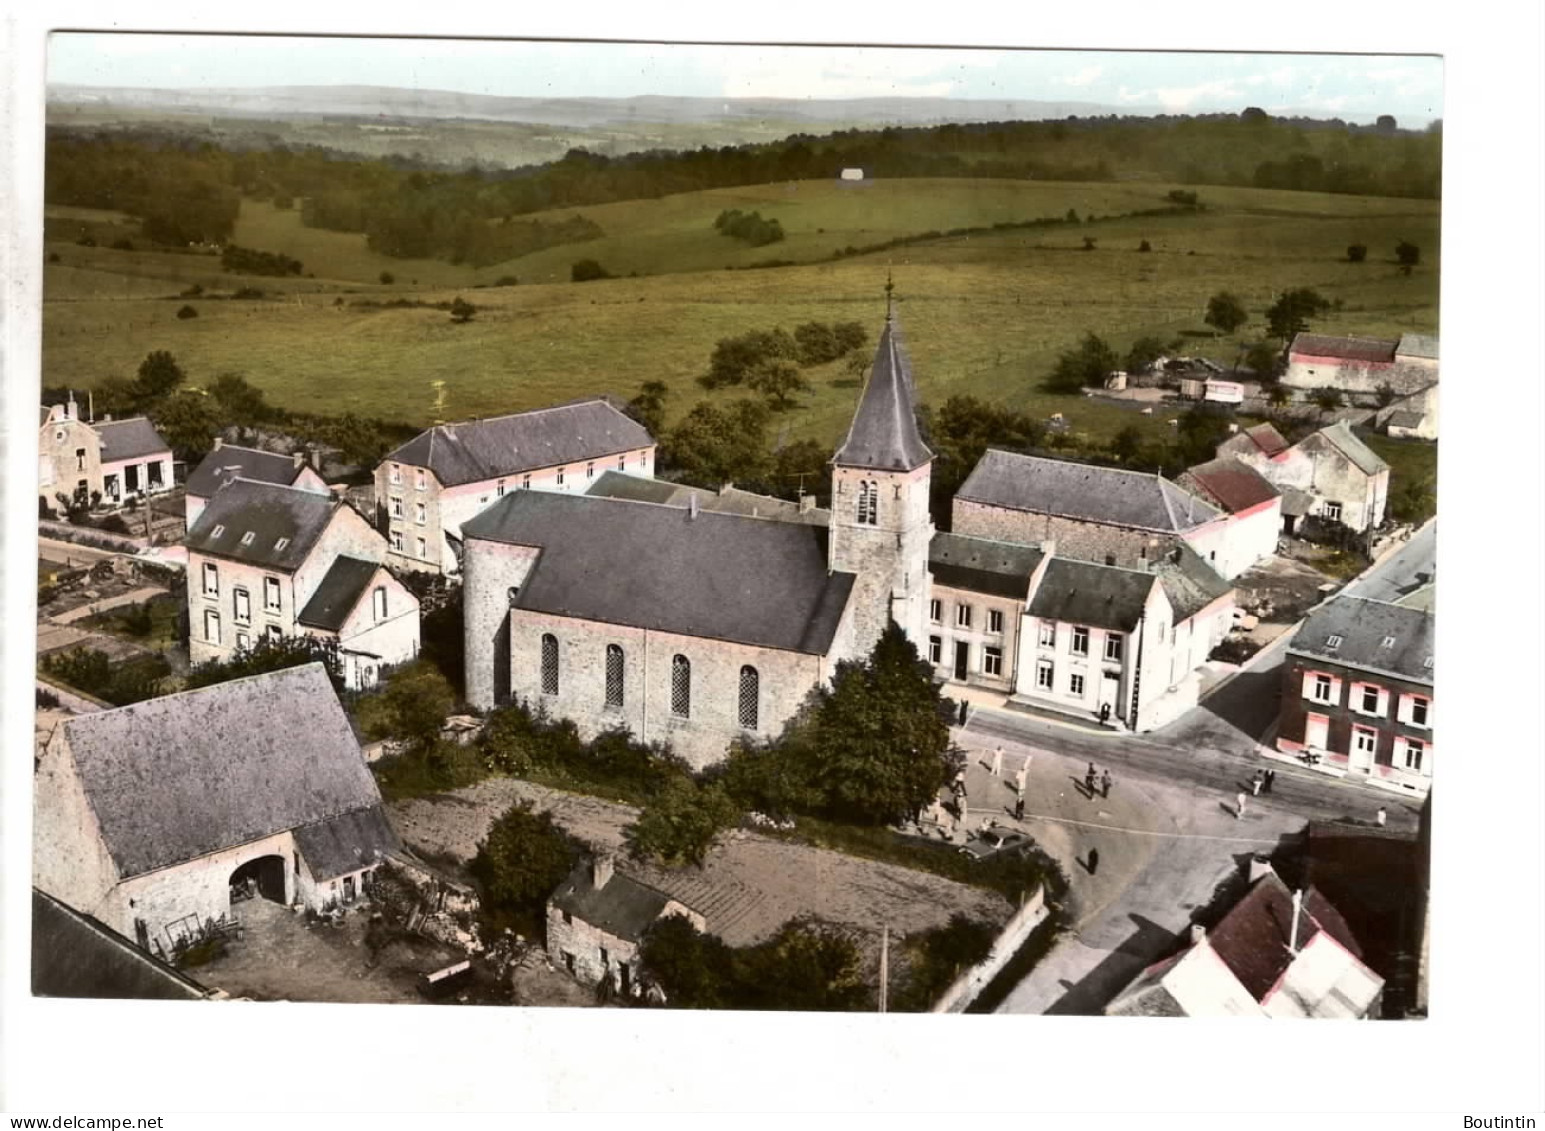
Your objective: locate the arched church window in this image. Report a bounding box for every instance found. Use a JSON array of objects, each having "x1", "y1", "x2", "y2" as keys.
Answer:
[
  {"x1": 856, "y1": 480, "x2": 870, "y2": 525},
  {"x1": 671, "y1": 655, "x2": 692, "y2": 718},
  {"x1": 605, "y1": 644, "x2": 625, "y2": 708},
  {"x1": 541, "y1": 634, "x2": 559, "y2": 696},
  {"x1": 738, "y1": 666, "x2": 760, "y2": 729}
]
